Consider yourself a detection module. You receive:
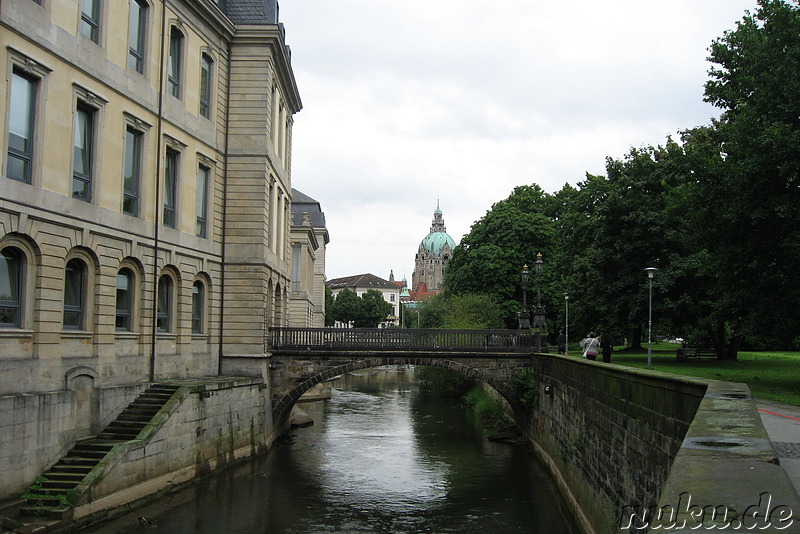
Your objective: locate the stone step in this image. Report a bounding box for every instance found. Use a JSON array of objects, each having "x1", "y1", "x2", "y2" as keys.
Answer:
[
  {"x1": 41, "y1": 472, "x2": 85, "y2": 483},
  {"x1": 38, "y1": 481, "x2": 78, "y2": 491},
  {"x1": 65, "y1": 449, "x2": 105, "y2": 460}
]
